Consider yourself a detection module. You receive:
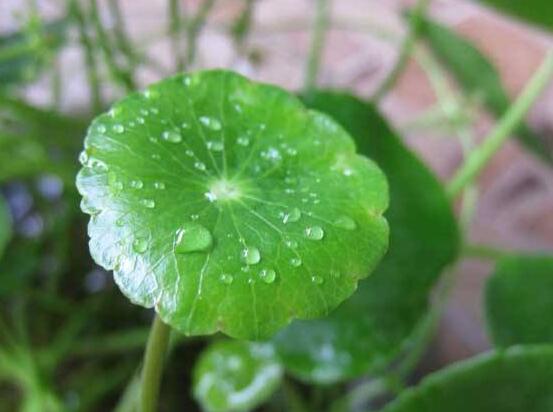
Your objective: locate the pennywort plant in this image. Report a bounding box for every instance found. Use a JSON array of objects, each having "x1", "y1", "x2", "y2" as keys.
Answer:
[{"x1": 2, "y1": 1, "x2": 553, "y2": 411}]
